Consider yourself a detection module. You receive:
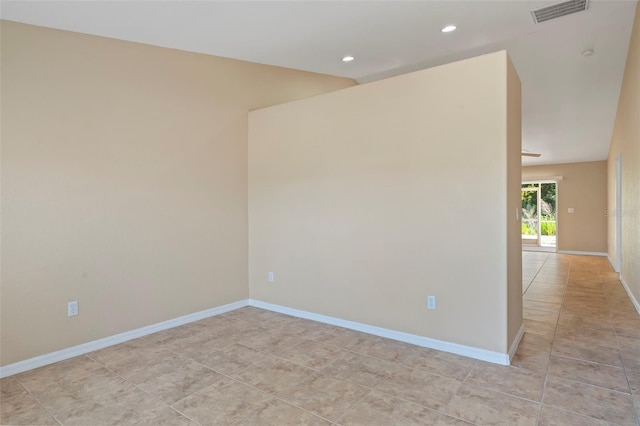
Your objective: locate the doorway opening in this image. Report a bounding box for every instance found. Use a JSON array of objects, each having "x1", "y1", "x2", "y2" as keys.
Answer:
[{"x1": 522, "y1": 181, "x2": 557, "y2": 251}]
